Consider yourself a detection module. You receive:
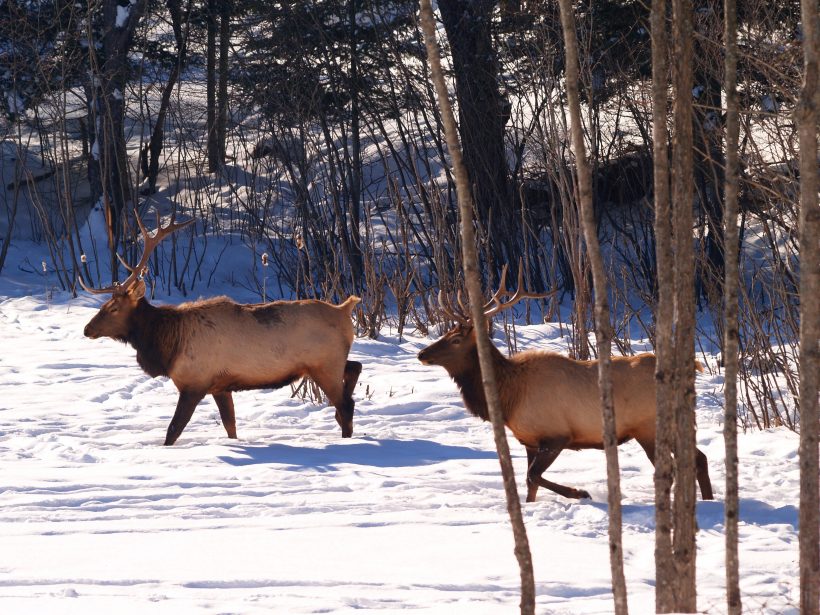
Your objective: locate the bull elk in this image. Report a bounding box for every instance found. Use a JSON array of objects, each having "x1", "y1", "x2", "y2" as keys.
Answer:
[
  {"x1": 417, "y1": 266, "x2": 714, "y2": 502},
  {"x1": 80, "y1": 209, "x2": 362, "y2": 445}
]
